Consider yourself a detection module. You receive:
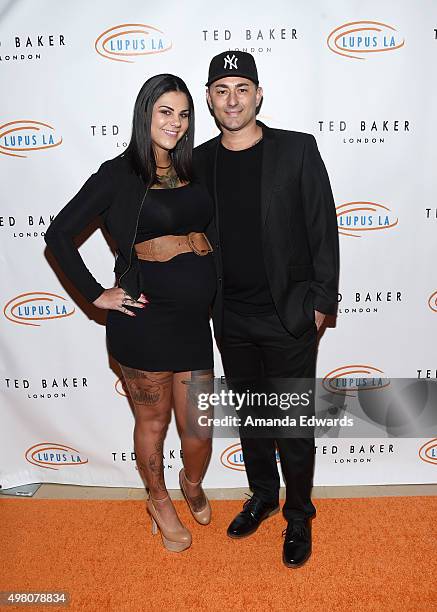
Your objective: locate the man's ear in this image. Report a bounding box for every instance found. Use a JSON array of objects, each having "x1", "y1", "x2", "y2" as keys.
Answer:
[
  {"x1": 206, "y1": 88, "x2": 213, "y2": 110},
  {"x1": 256, "y1": 86, "x2": 263, "y2": 106}
]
